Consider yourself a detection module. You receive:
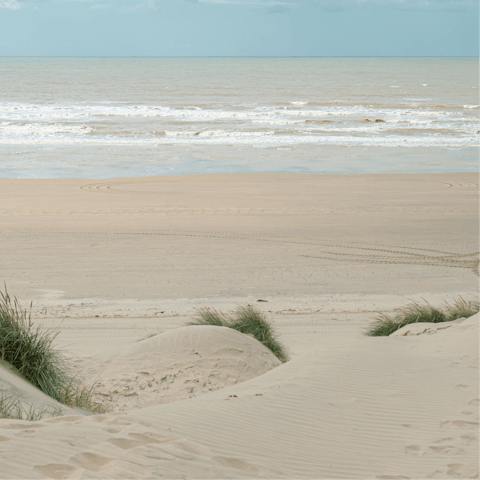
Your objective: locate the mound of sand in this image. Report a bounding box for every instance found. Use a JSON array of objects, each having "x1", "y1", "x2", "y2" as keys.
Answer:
[
  {"x1": 75, "y1": 325, "x2": 282, "y2": 411},
  {"x1": 390, "y1": 313, "x2": 478, "y2": 338},
  {"x1": 0, "y1": 314, "x2": 477, "y2": 479}
]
